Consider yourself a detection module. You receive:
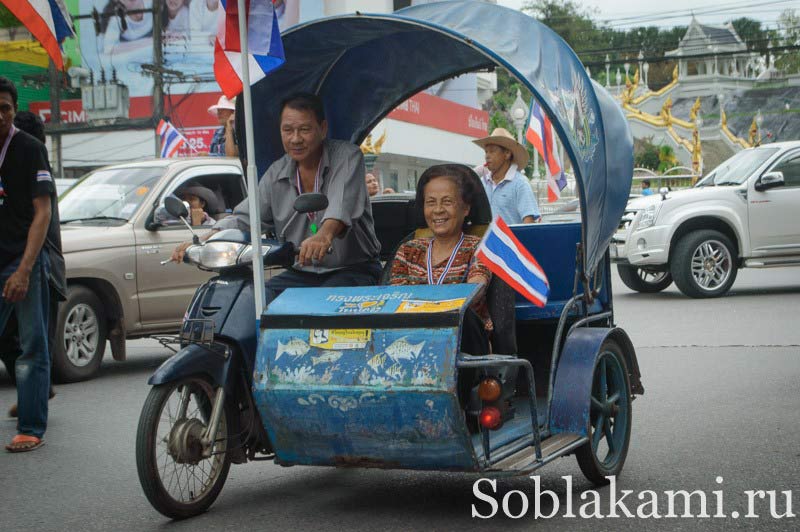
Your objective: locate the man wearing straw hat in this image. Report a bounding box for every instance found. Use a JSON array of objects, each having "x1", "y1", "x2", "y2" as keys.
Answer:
[
  {"x1": 473, "y1": 127, "x2": 541, "y2": 224},
  {"x1": 207, "y1": 95, "x2": 238, "y2": 157}
]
